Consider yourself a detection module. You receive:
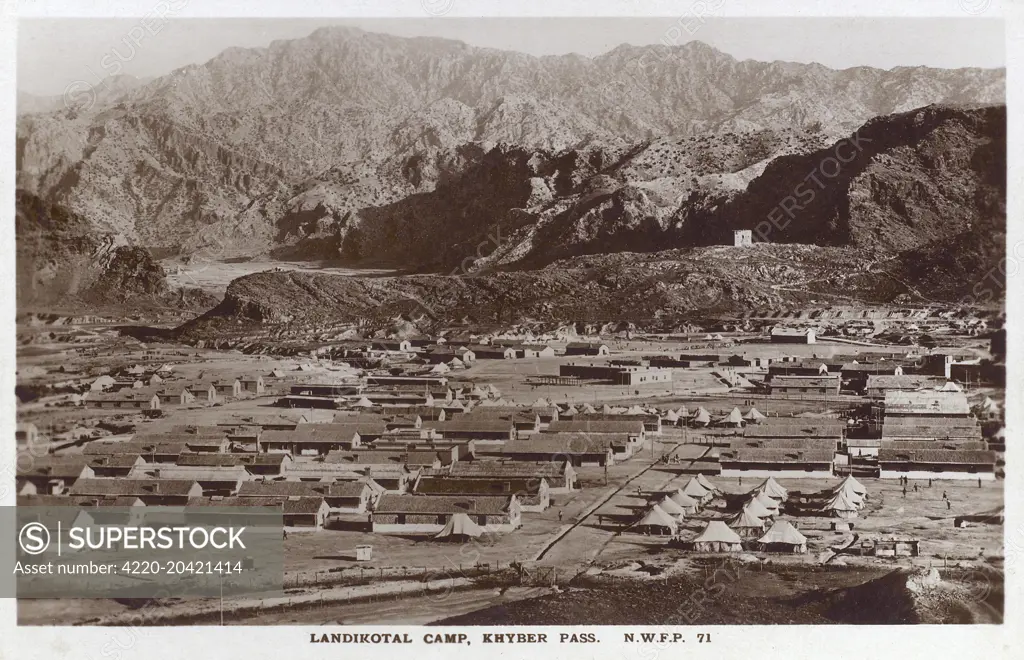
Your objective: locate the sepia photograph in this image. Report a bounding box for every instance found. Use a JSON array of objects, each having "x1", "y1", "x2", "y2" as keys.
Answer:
[{"x1": 6, "y1": 2, "x2": 1010, "y2": 637}]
